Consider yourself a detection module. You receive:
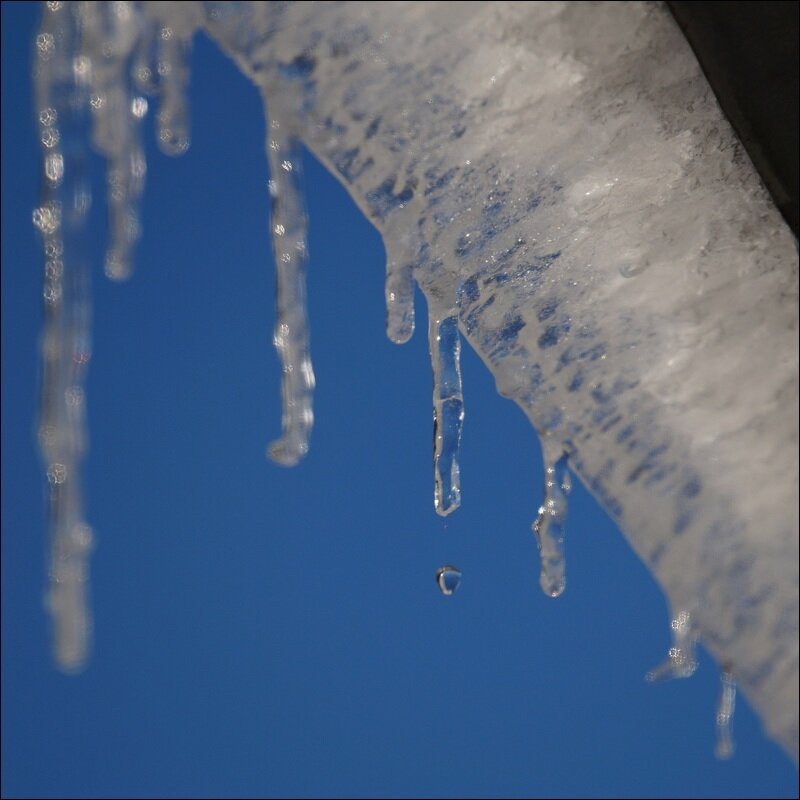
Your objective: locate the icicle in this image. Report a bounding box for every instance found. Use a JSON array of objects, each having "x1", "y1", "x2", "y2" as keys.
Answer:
[
  {"x1": 429, "y1": 309, "x2": 464, "y2": 515},
  {"x1": 532, "y1": 440, "x2": 571, "y2": 597},
  {"x1": 34, "y1": 0, "x2": 95, "y2": 672},
  {"x1": 80, "y1": 2, "x2": 149, "y2": 280},
  {"x1": 154, "y1": 23, "x2": 191, "y2": 156},
  {"x1": 715, "y1": 667, "x2": 737, "y2": 759},
  {"x1": 385, "y1": 260, "x2": 415, "y2": 344},
  {"x1": 645, "y1": 609, "x2": 698, "y2": 681},
  {"x1": 264, "y1": 108, "x2": 315, "y2": 466},
  {"x1": 132, "y1": 17, "x2": 160, "y2": 96}
]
